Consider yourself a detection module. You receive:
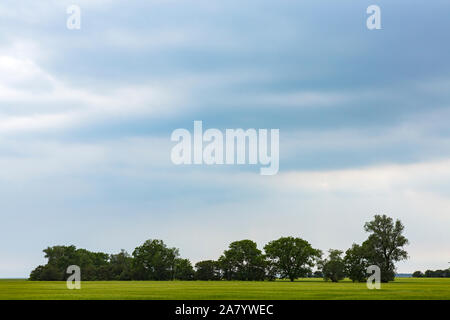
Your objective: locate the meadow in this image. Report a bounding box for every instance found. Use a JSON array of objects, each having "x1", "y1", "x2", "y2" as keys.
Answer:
[{"x1": 0, "y1": 278, "x2": 449, "y2": 300}]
